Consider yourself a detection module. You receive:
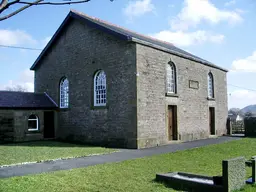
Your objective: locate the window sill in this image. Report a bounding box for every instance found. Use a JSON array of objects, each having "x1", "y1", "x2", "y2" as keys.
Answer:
[
  {"x1": 91, "y1": 105, "x2": 109, "y2": 110},
  {"x1": 27, "y1": 129, "x2": 40, "y2": 133},
  {"x1": 207, "y1": 97, "x2": 215, "y2": 101},
  {"x1": 58, "y1": 107, "x2": 70, "y2": 111},
  {"x1": 165, "y1": 93, "x2": 179, "y2": 97}
]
